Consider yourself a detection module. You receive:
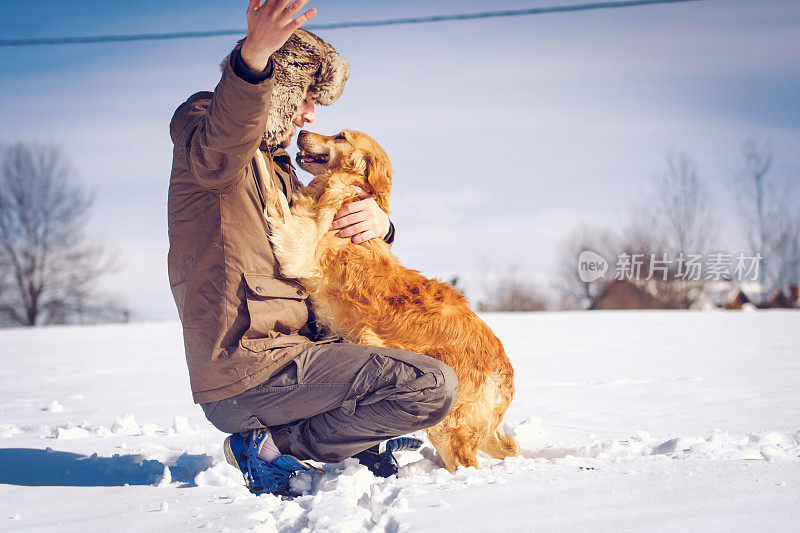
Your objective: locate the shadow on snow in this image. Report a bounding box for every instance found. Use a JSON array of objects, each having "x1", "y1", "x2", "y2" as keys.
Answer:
[{"x1": 0, "y1": 448, "x2": 214, "y2": 487}]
